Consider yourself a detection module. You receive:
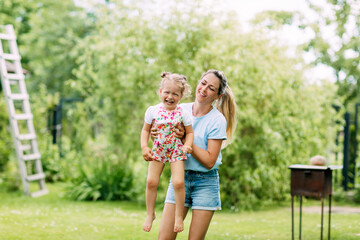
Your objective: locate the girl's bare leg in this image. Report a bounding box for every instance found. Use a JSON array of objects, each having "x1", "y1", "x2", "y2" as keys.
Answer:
[
  {"x1": 170, "y1": 160, "x2": 185, "y2": 232},
  {"x1": 158, "y1": 203, "x2": 189, "y2": 240},
  {"x1": 143, "y1": 160, "x2": 164, "y2": 232},
  {"x1": 188, "y1": 209, "x2": 214, "y2": 240}
]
